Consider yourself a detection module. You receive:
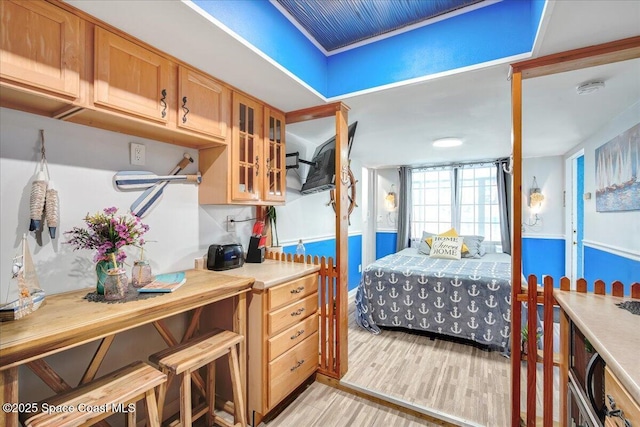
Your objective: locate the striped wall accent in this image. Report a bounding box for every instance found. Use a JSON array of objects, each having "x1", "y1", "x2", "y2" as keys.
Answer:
[{"x1": 283, "y1": 234, "x2": 362, "y2": 291}]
